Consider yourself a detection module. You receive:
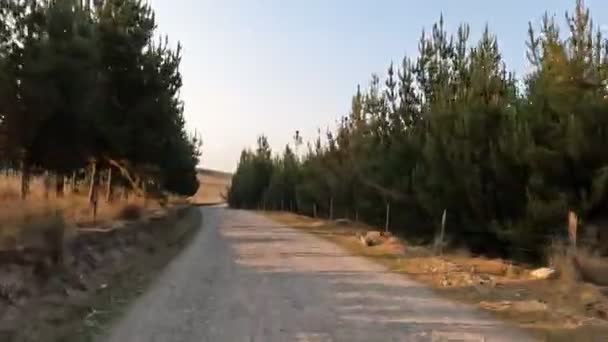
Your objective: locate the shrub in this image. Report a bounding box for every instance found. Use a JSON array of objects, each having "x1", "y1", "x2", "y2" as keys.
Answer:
[{"x1": 115, "y1": 204, "x2": 143, "y2": 221}]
